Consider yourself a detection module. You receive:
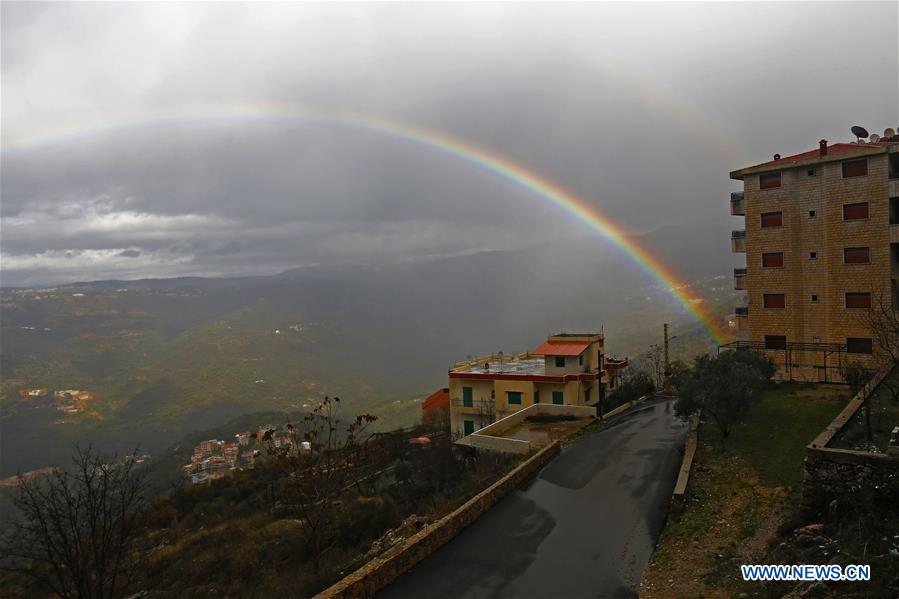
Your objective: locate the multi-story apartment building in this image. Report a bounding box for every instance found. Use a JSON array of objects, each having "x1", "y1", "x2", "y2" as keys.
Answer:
[
  {"x1": 727, "y1": 129, "x2": 899, "y2": 381},
  {"x1": 448, "y1": 333, "x2": 628, "y2": 436}
]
